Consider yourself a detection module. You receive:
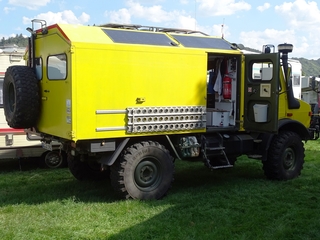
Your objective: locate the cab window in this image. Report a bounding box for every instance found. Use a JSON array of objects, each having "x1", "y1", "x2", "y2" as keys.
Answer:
[
  {"x1": 252, "y1": 62, "x2": 273, "y2": 81},
  {"x1": 47, "y1": 54, "x2": 67, "y2": 80}
]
